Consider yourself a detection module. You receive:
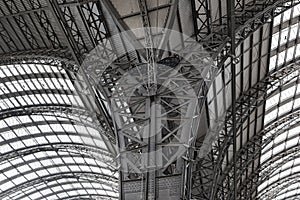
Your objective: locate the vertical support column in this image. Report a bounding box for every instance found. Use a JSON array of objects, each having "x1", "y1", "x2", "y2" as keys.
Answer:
[
  {"x1": 191, "y1": 0, "x2": 211, "y2": 40},
  {"x1": 226, "y1": 0, "x2": 237, "y2": 199},
  {"x1": 143, "y1": 97, "x2": 158, "y2": 200},
  {"x1": 137, "y1": 0, "x2": 157, "y2": 94}
]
